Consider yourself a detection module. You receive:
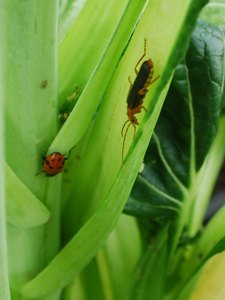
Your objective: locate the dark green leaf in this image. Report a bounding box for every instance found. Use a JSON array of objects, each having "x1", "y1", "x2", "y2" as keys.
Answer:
[{"x1": 219, "y1": 25, "x2": 225, "y2": 112}]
